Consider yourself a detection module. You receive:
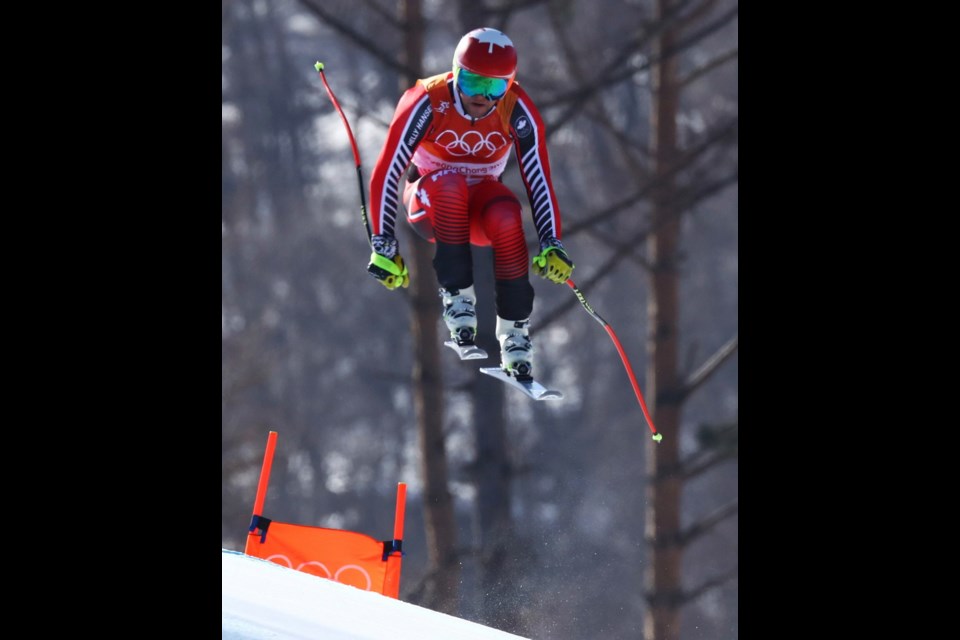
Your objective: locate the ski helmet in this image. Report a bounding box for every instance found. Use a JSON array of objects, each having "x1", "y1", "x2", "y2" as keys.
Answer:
[{"x1": 452, "y1": 28, "x2": 517, "y2": 100}]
